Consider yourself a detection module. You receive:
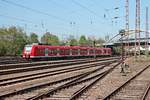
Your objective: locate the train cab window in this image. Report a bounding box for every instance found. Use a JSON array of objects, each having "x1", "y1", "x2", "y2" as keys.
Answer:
[{"x1": 25, "y1": 45, "x2": 32, "y2": 52}]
